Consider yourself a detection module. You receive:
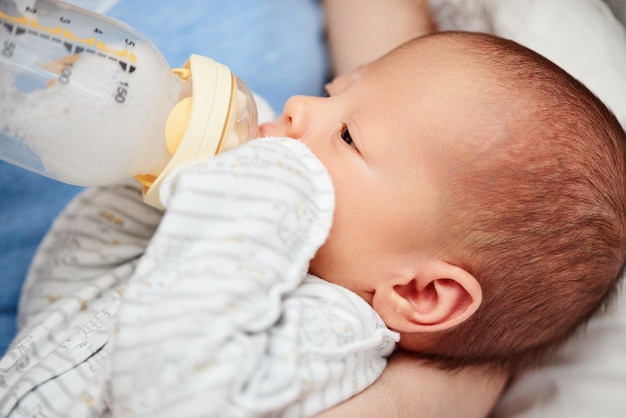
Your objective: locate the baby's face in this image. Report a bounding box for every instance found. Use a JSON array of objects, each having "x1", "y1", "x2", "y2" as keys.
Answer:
[{"x1": 260, "y1": 36, "x2": 494, "y2": 301}]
